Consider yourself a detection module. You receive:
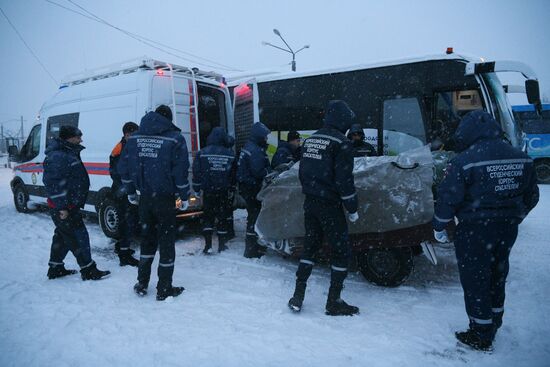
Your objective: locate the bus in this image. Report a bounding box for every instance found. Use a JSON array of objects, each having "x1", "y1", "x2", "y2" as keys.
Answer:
[
  {"x1": 512, "y1": 104, "x2": 550, "y2": 183},
  {"x1": 228, "y1": 51, "x2": 541, "y2": 286}
]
